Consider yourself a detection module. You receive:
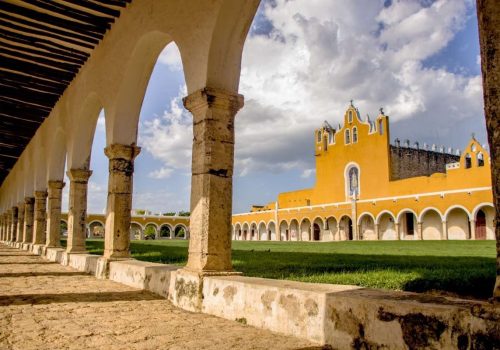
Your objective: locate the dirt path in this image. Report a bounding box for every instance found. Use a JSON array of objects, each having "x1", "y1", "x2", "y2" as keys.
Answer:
[{"x1": 0, "y1": 245, "x2": 316, "y2": 350}]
